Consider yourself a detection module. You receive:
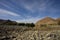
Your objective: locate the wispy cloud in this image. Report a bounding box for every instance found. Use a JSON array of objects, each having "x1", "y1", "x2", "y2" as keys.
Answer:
[
  {"x1": 21, "y1": 0, "x2": 47, "y2": 12},
  {"x1": 0, "y1": 2, "x2": 10, "y2": 9},
  {"x1": 21, "y1": 0, "x2": 58, "y2": 14},
  {"x1": 0, "y1": 9, "x2": 20, "y2": 16},
  {"x1": 0, "y1": 0, "x2": 60, "y2": 23}
]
